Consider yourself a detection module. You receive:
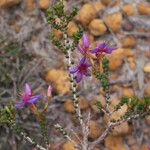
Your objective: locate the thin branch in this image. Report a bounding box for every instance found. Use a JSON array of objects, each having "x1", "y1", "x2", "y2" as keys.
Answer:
[
  {"x1": 54, "y1": 124, "x2": 80, "y2": 149},
  {"x1": 20, "y1": 132, "x2": 47, "y2": 150},
  {"x1": 11, "y1": 122, "x2": 47, "y2": 150},
  {"x1": 70, "y1": 128, "x2": 83, "y2": 145},
  {"x1": 89, "y1": 114, "x2": 140, "y2": 149},
  {"x1": 82, "y1": 112, "x2": 90, "y2": 150}
]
